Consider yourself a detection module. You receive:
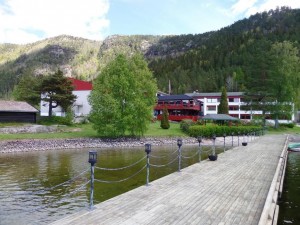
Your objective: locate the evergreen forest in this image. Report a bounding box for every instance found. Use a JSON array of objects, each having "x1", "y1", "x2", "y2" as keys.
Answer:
[{"x1": 0, "y1": 7, "x2": 299, "y2": 99}]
